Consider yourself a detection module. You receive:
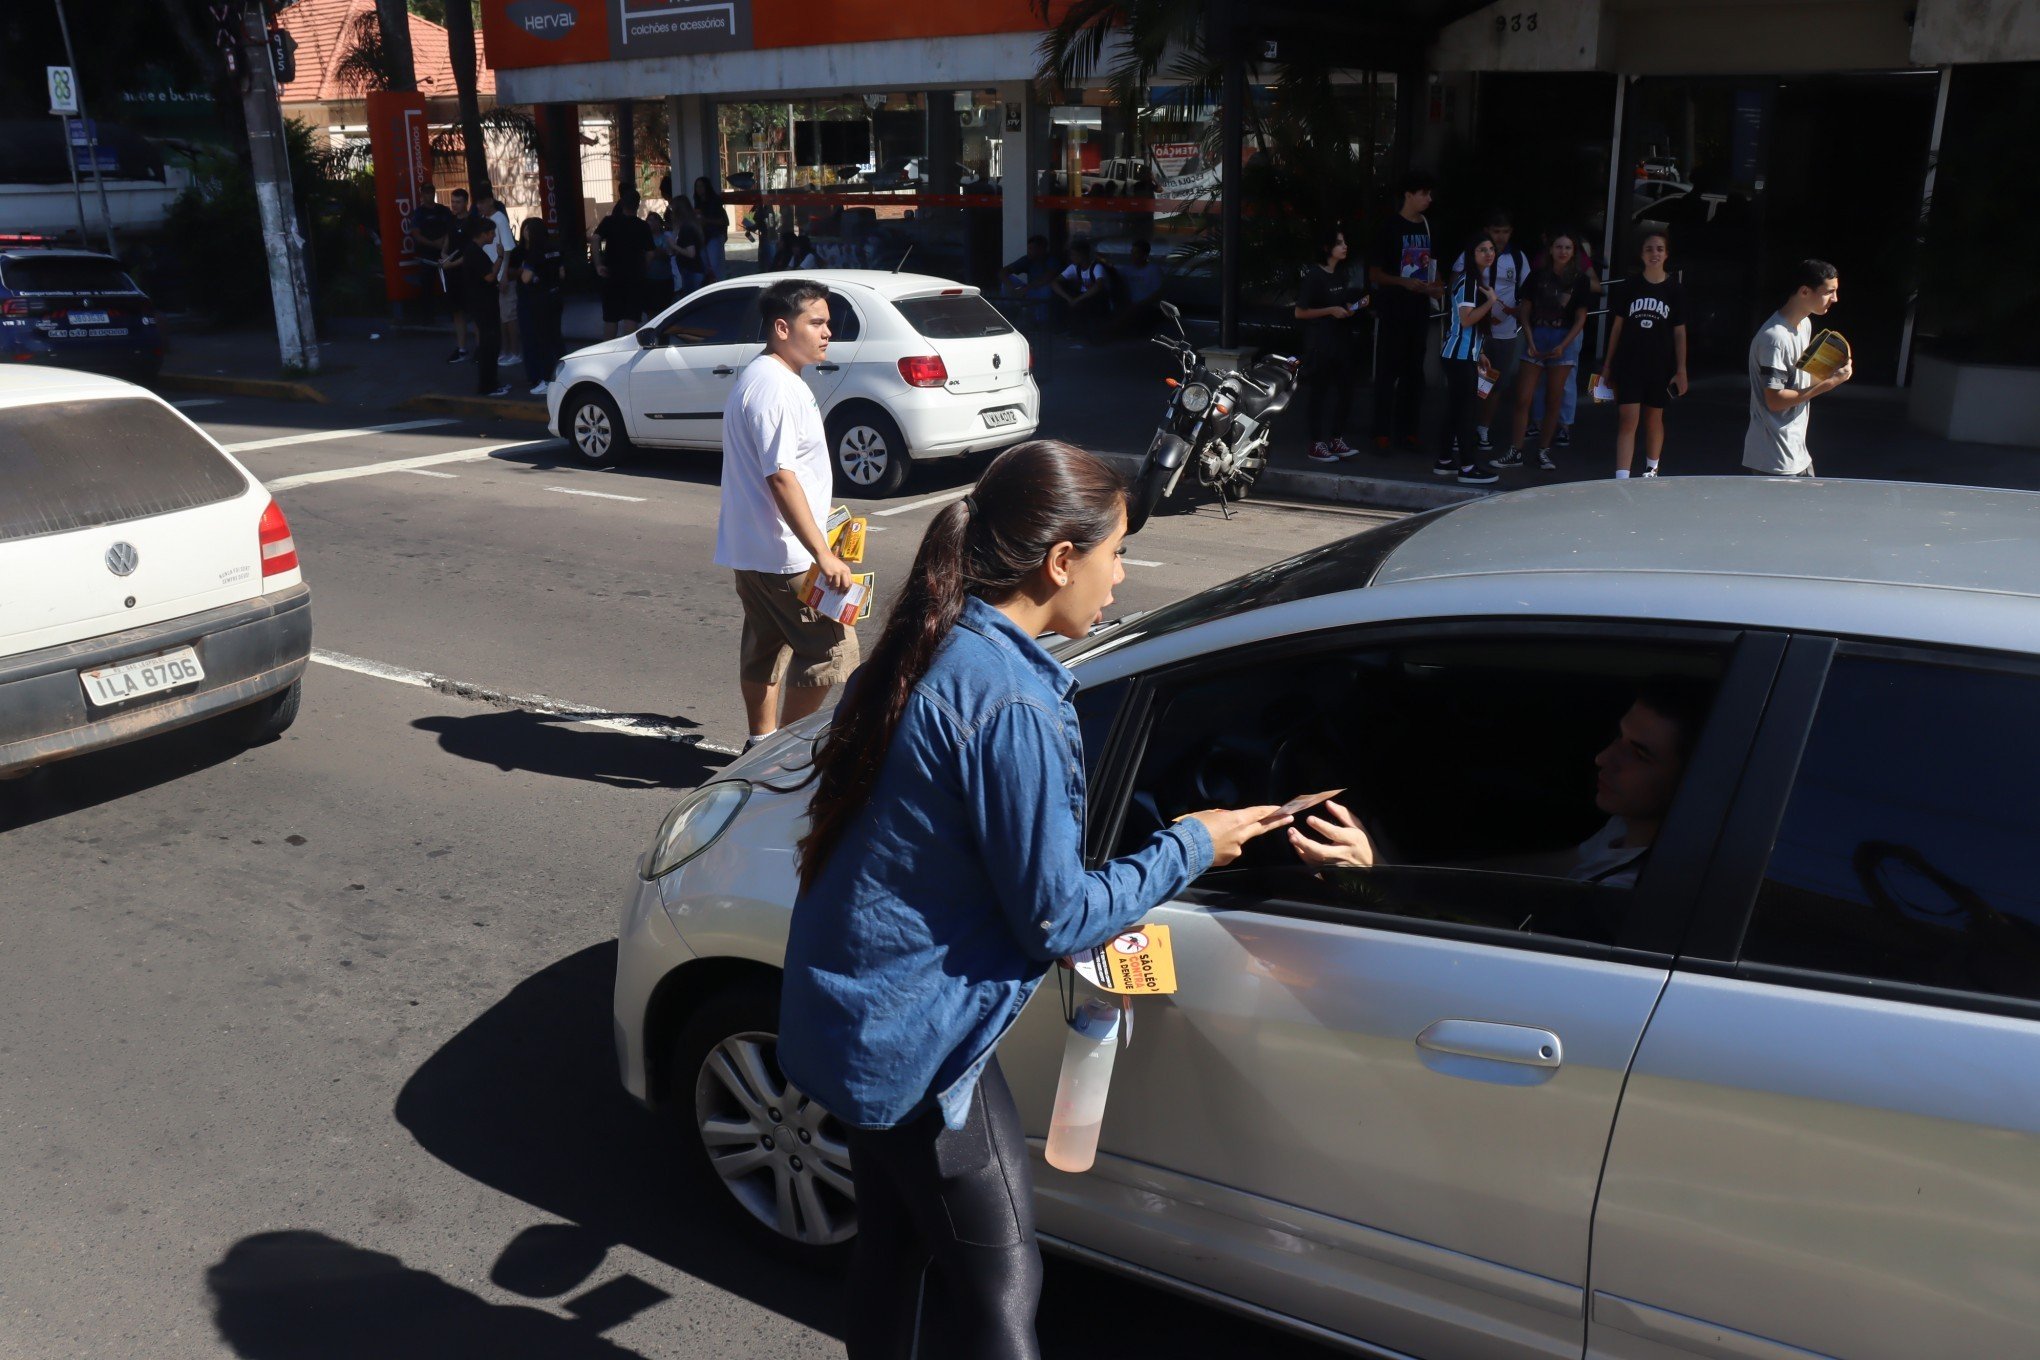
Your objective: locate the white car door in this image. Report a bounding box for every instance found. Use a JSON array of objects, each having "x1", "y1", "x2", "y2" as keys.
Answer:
[
  {"x1": 624, "y1": 284, "x2": 762, "y2": 446},
  {"x1": 999, "y1": 625, "x2": 1776, "y2": 1360},
  {"x1": 803, "y1": 289, "x2": 863, "y2": 411}
]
